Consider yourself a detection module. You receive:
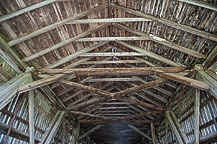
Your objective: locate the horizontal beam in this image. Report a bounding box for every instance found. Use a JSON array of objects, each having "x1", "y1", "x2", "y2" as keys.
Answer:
[
  {"x1": 80, "y1": 52, "x2": 146, "y2": 56},
  {"x1": 40, "y1": 67, "x2": 187, "y2": 76},
  {"x1": 67, "y1": 18, "x2": 152, "y2": 24},
  {"x1": 75, "y1": 37, "x2": 148, "y2": 41},
  {"x1": 81, "y1": 60, "x2": 143, "y2": 65},
  {"x1": 87, "y1": 78, "x2": 139, "y2": 82},
  {"x1": 8, "y1": 3, "x2": 108, "y2": 46},
  {"x1": 111, "y1": 4, "x2": 217, "y2": 42}
]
